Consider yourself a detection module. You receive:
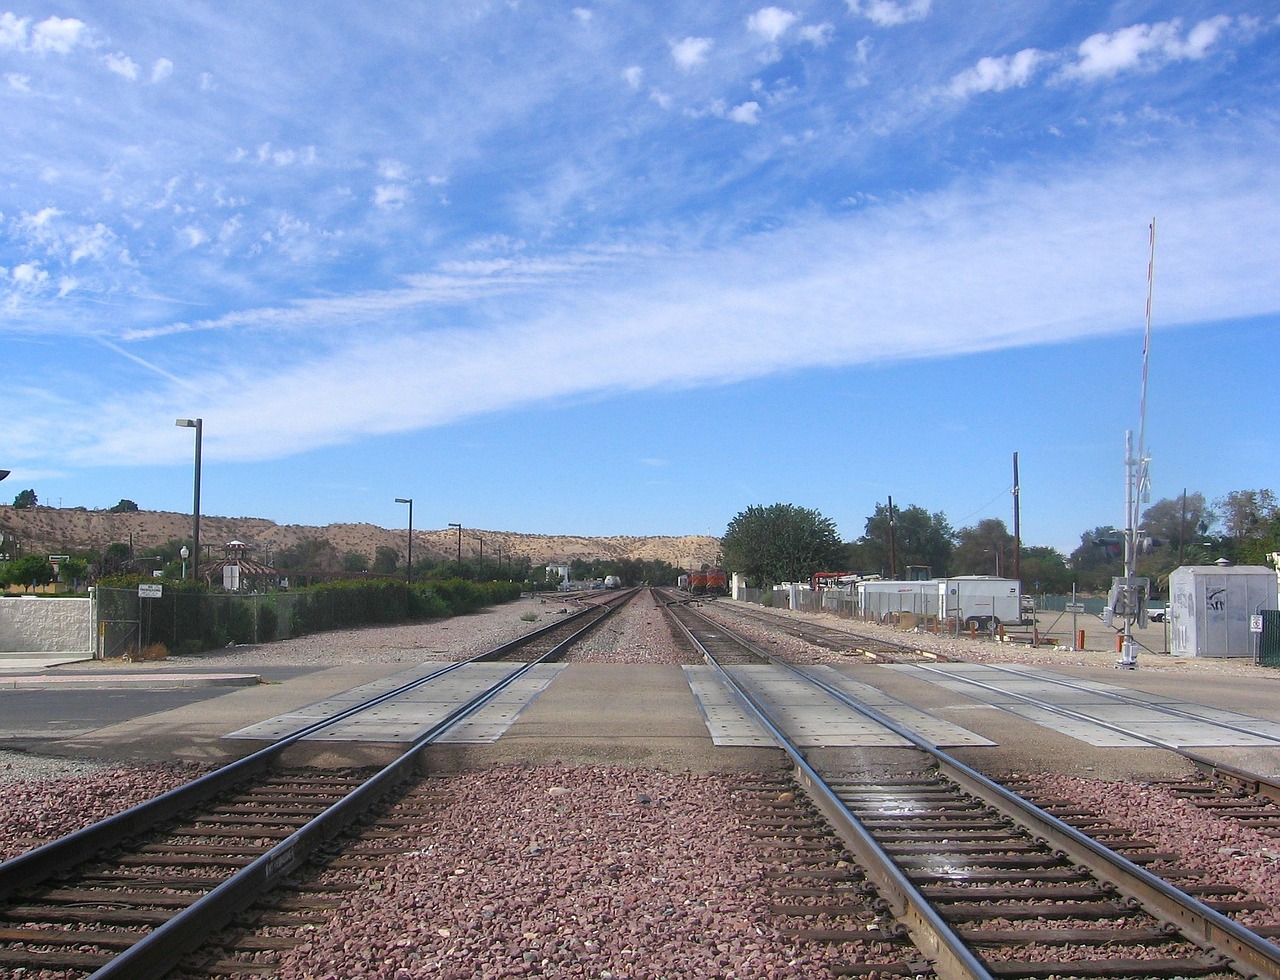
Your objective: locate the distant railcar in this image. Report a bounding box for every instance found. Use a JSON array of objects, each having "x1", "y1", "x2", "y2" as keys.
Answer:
[
  {"x1": 603, "y1": 575, "x2": 623, "y2": 589},
  {"x1": 688, "y1": 569, "x2": 728, "y2": 595}
]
